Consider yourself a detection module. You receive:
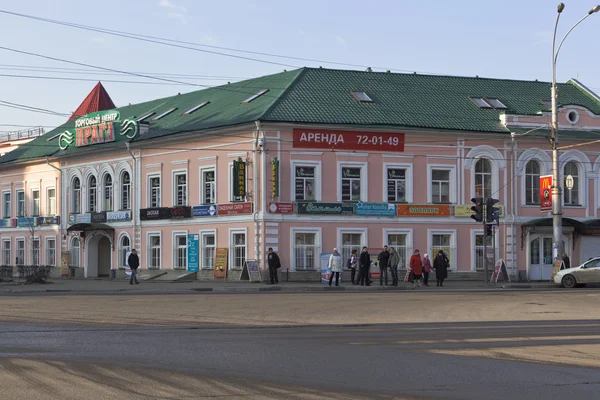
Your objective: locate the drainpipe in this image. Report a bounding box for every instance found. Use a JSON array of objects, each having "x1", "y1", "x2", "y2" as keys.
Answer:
[
  {"x1": 510, "y1": 133, "x2": 517, "y2": 278},
  {"x1": 125, "y1": 143, "x2": 137, "y2": 249},
  {"x1": 46, "y1": 157, "x2": 63, "y2": 250}
]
